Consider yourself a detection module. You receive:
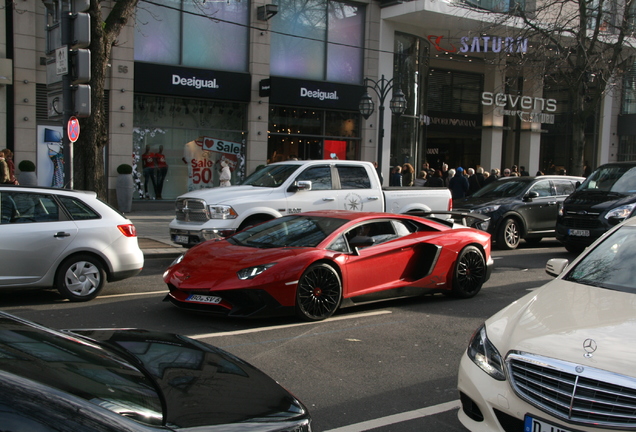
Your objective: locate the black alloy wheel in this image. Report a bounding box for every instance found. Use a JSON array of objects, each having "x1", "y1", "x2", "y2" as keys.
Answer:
[
  {"x1": 296, "y1": 263, "x2": 342, "y2": 321},
  {"x1": 451, "y1": 245, "x2": 486, "y2": 298}
]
